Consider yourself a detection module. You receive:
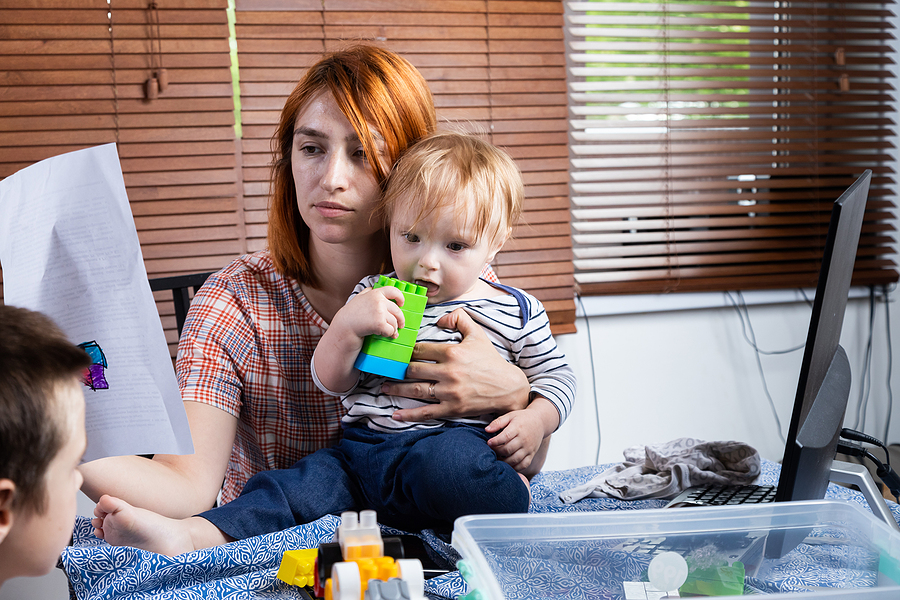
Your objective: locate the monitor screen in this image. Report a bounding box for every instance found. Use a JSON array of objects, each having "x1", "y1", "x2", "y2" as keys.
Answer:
[{"x1": 774, "y1": 170, "x2": 871, "y2": 503}]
